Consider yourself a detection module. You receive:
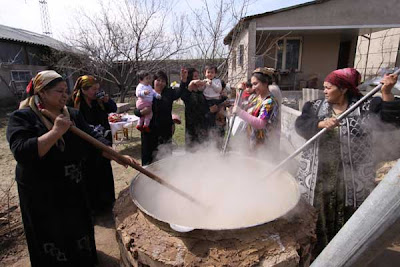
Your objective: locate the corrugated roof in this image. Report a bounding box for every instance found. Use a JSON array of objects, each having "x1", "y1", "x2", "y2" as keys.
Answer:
[{"x1": 0, "y1": 24, "x2": 74, "y2": 52}]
